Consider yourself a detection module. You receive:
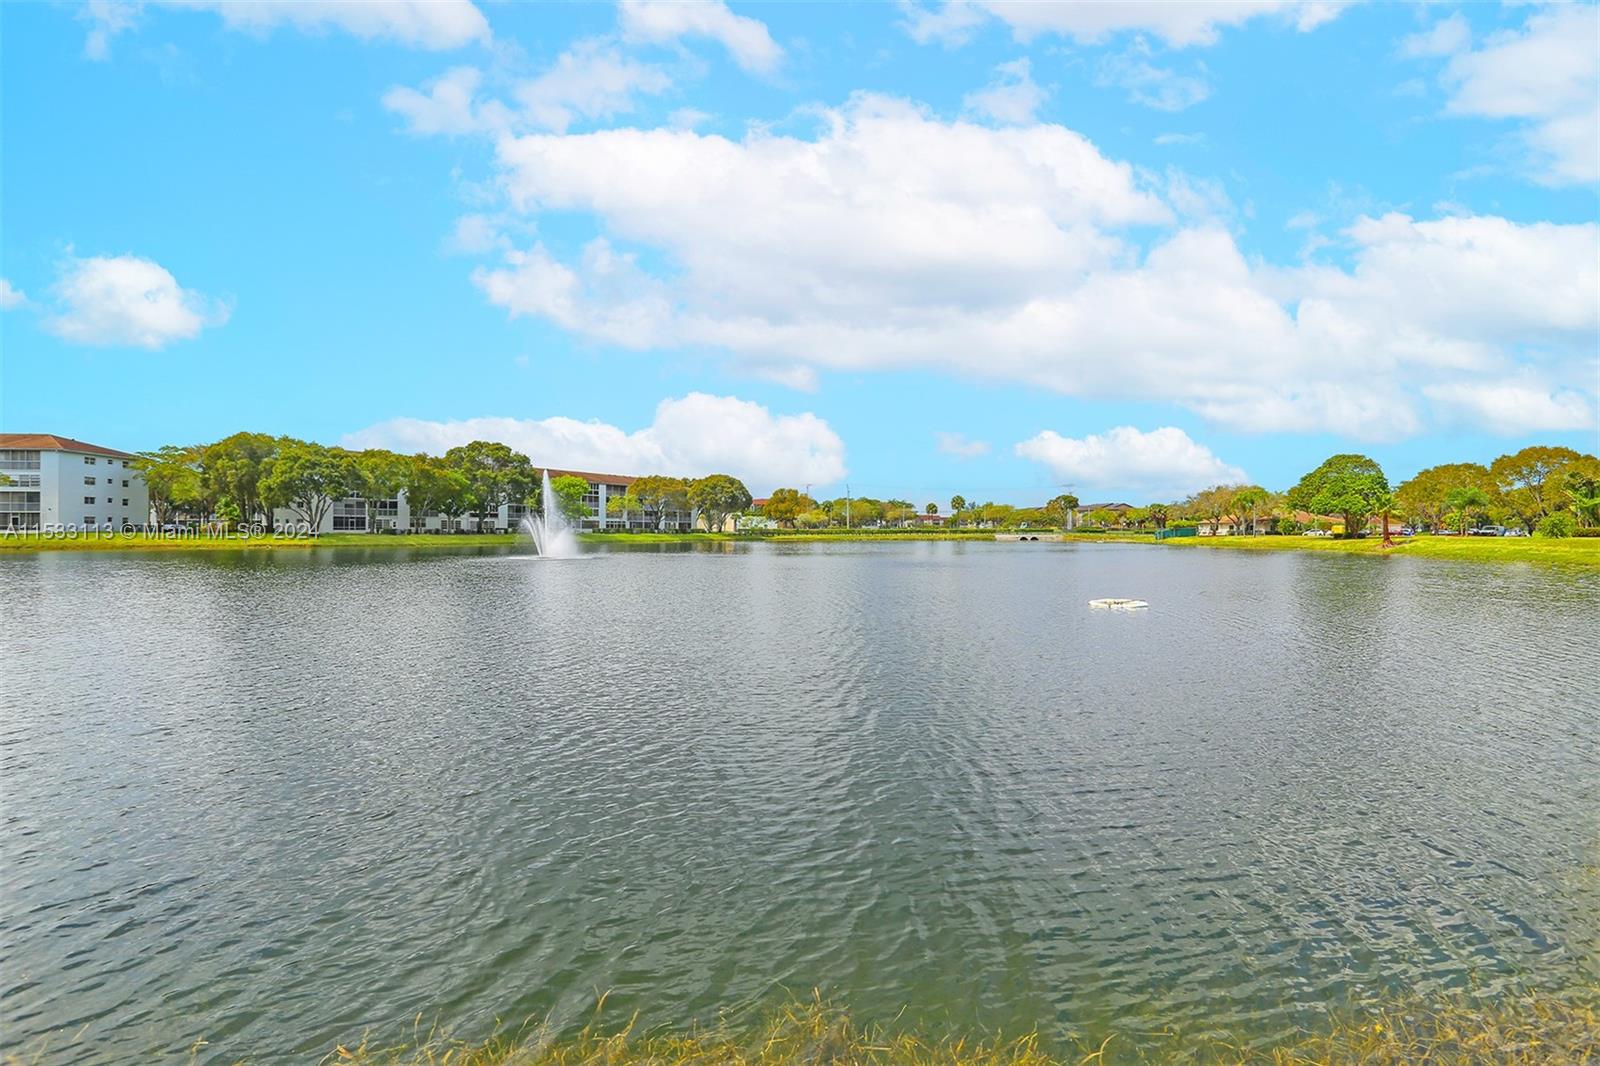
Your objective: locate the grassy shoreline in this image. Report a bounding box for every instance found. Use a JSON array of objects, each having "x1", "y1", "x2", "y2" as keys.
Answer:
[{"x1": 3, "y1": 528, "x2": 1596, "y2": 566}]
